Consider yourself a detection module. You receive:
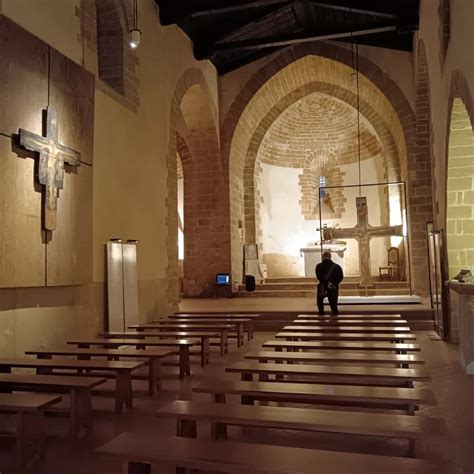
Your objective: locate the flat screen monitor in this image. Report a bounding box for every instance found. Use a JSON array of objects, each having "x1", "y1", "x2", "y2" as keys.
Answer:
[{"x1": 215, "y1": 273, "x2": 230, "y2": 285}]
